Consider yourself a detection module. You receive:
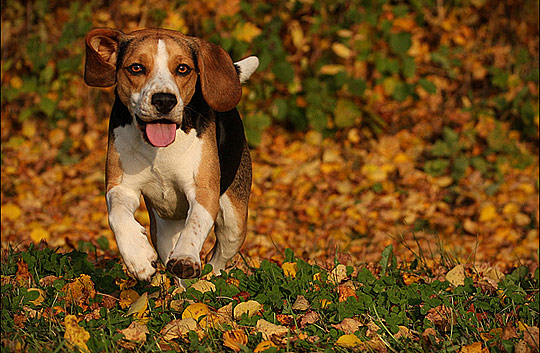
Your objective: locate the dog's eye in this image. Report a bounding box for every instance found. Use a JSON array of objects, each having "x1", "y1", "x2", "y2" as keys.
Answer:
[
  {"x1": 176, "y1": 64, "x2": 191, "y2": 76},
  {"x1": 128, "y1": 64, "x2": 145, "y2": 75}
]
